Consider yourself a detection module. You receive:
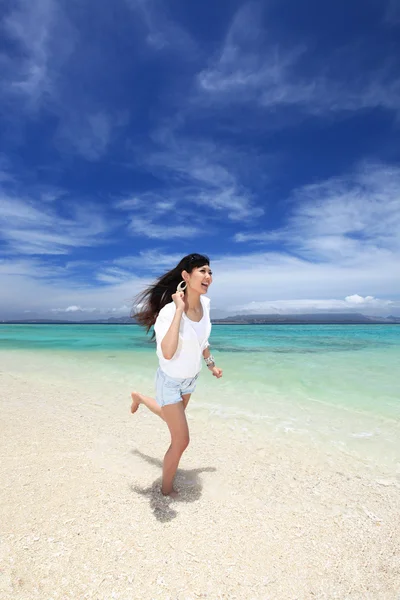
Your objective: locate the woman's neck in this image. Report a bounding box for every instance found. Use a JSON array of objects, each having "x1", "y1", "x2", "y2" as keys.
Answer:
[{"x1": 184, "y1": 290, "x2": 202, "y2": 312}]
